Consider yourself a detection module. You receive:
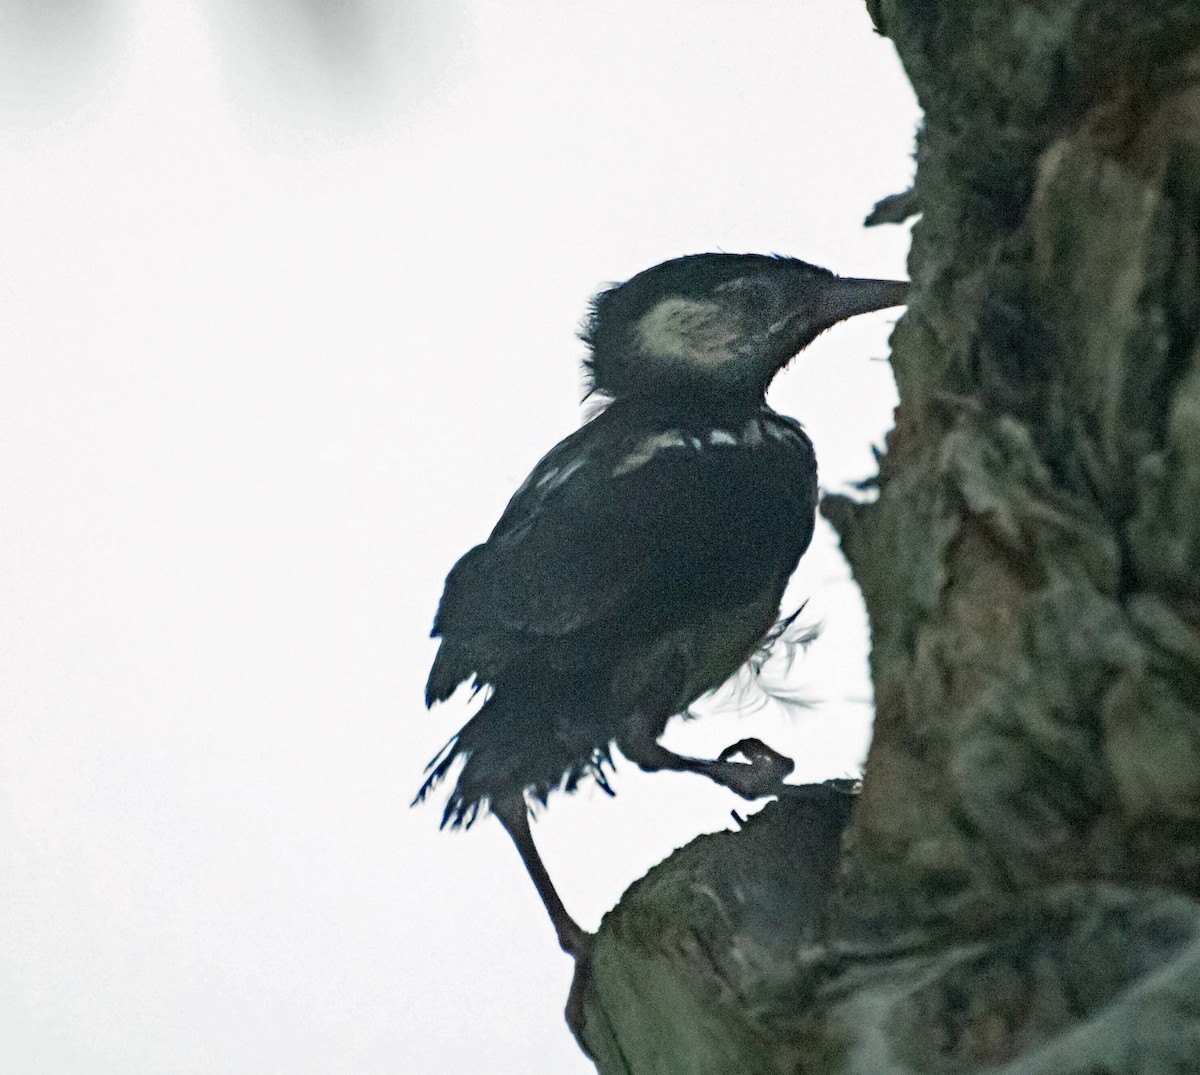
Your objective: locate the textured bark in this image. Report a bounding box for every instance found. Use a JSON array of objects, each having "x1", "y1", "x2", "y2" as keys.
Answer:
[
  {"x1": 575, "y1": 3, "x2": 1200, "y2": 1071},
  {"x1": 574, "y1": 789, "x2": 855, "y2": 1072}
]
